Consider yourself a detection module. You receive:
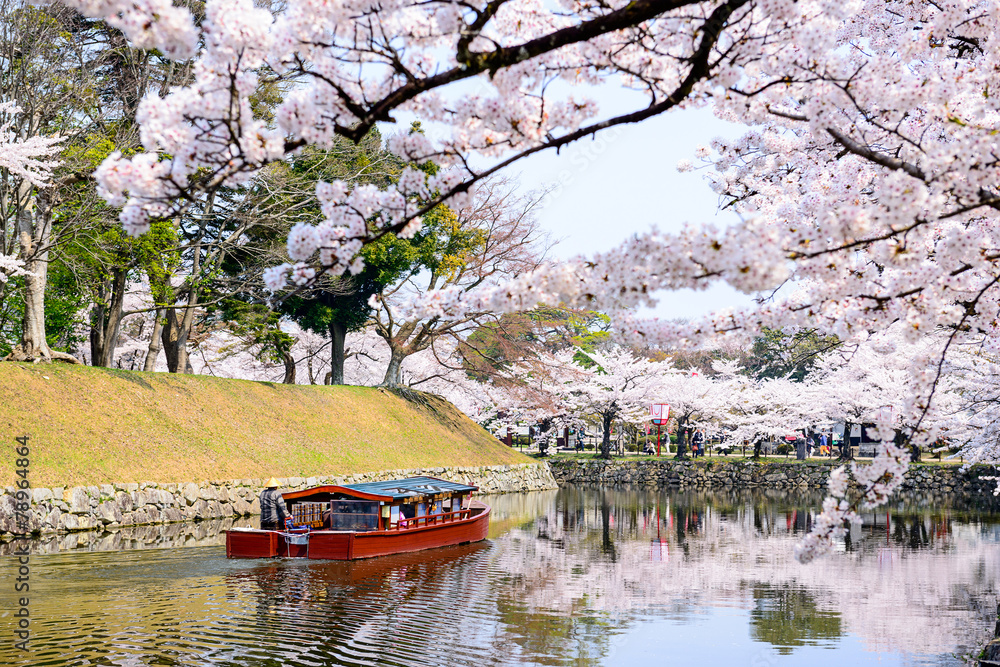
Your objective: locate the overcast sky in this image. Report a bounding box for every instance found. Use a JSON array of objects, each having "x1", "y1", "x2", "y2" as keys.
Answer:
[{"x1": 510, "y1": 106, "x2": 755, "y2": 320}]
